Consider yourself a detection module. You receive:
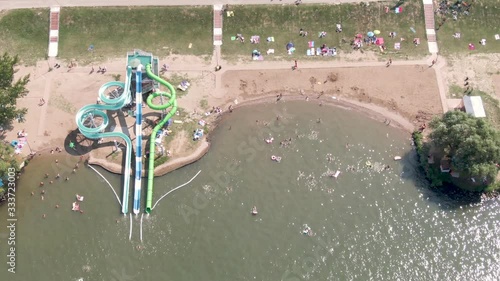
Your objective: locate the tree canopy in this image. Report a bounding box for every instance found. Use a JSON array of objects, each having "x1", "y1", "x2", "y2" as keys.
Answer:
[
  {"x1": 0, "y1": 140, "x2": 19, "y2": 196},
  {"x1": 429, "y1": 110, "x2": 500, "y2": 182},
  {"x1": 0, "y1": 52, "x2": 30, "y2": 126}
]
